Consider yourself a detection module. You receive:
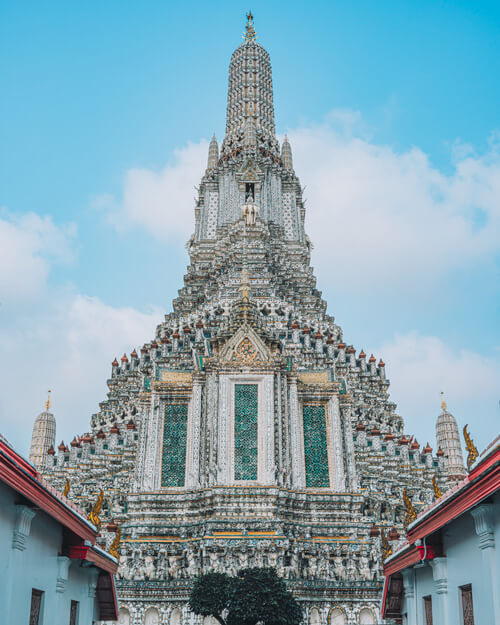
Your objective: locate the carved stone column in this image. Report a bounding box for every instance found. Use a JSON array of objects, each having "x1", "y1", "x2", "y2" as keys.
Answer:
[
  {"x1": 328, "y1": 396, "x2": 346, "y2": 491},
  {"x1": 289, "y1": 375, "x2": 305, "y2": 488},
  {"x1": 186, "y1": 376, "x2": 203, "y2": 488},
  {"x1": 341, "y1": 401, "x2": 358, "y2": 491},
  {"x1": 402, "y1": 568, "x2": 416, "y2": 625},
  {"x1": 430, "y1": 557, "x2": 449, "y2": 625},
  {"x1": 470, "y1": 504, "x2": 499, "y2": 623}
]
